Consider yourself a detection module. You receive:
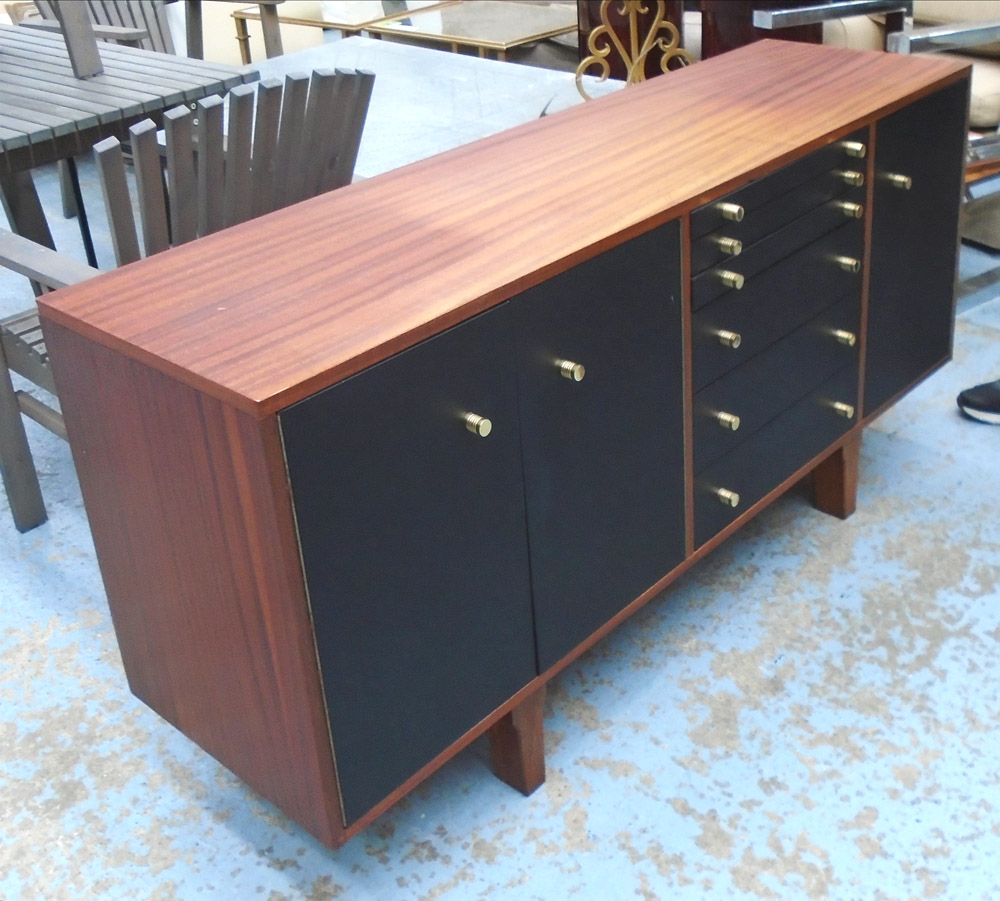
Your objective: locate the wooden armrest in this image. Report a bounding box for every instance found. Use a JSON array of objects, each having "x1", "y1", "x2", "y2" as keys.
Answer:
[
  {"x1": 20, "y1": 18, "x2": 150, "y2": 44},
  {"x1": 0, "y1": 229, "x2": 102, "y2": 291},
  {"x1": 887, "y1": 19, "x2": 1000, "y2": 54}
]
